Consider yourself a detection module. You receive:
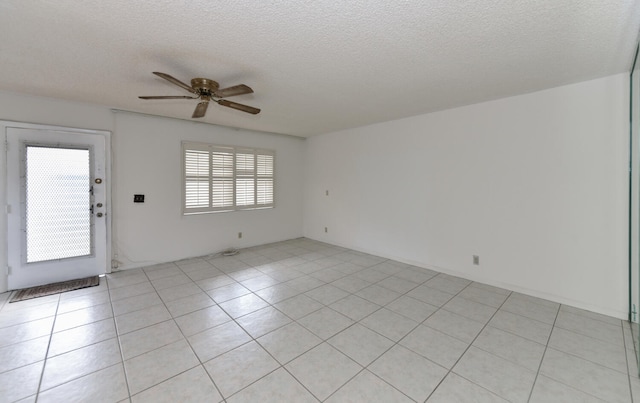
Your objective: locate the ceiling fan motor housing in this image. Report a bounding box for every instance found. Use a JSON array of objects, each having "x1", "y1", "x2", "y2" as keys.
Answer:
[{"x1": 191, "y1": 78, "x2": 219, "y2": 97}]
